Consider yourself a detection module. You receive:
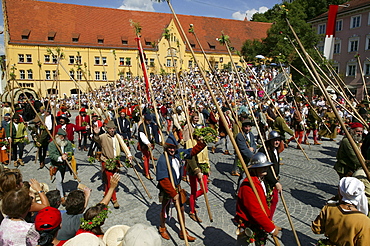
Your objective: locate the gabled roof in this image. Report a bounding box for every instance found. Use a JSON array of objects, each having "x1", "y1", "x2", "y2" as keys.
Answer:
[
  {"x1": 4, "y1": 0, "x2": 272, "y2": 53},
  {"x1": 310, "y1": 0, "x2": 370, "y2": 22}
]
